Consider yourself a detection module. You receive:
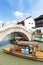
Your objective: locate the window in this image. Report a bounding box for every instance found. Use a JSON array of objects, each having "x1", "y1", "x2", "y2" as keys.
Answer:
[
  {"x1": 32, "y1": 23, "x2": 33, "y2": 24},
  {"x1": 29, "y1": 23, "x2": 30, "y2": 24}
]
